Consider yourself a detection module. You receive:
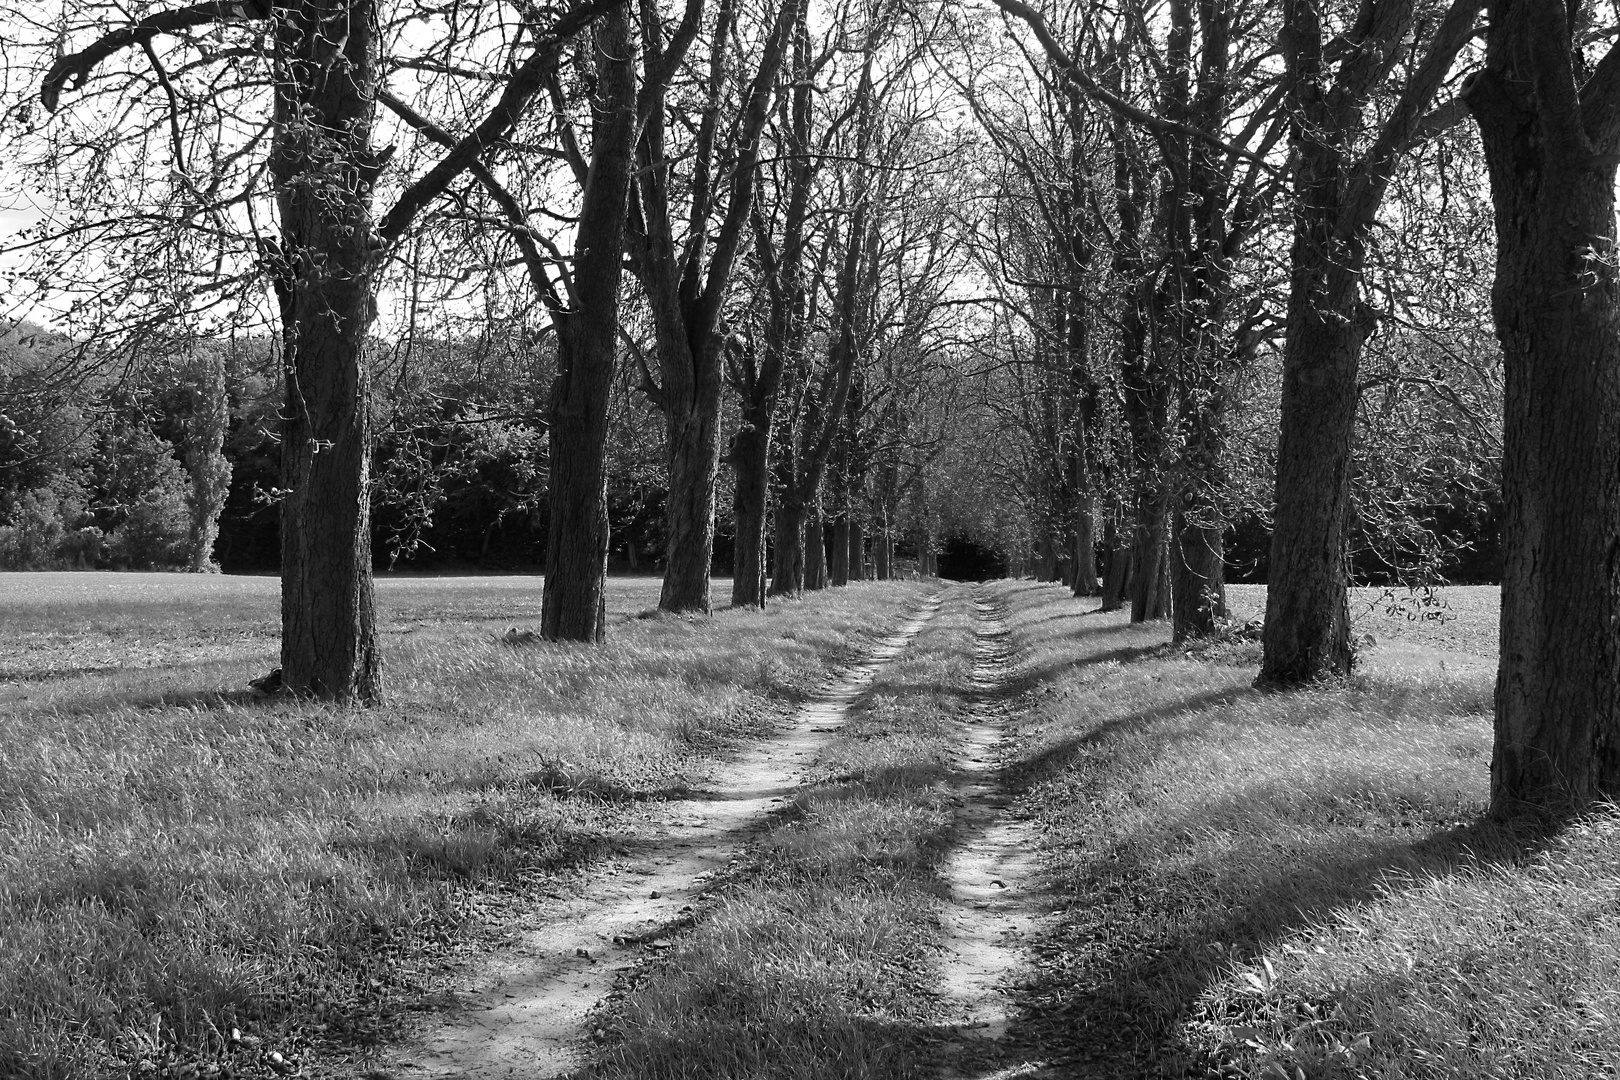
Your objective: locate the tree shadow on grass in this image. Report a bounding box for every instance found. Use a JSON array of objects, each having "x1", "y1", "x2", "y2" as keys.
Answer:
[
  {"x1": 1013, "y1": 643, "x2": 1171, "y2": 689},
  {"x1": 997, "y1": 702, "x2": 1549, "y2": 1079},
  {"x1": 1008, "y1": 813, "x2": 1550, "y2": 1078},
  {"x1": 1007, "y1": 686, "x2": 1258, "y2": 794}
]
